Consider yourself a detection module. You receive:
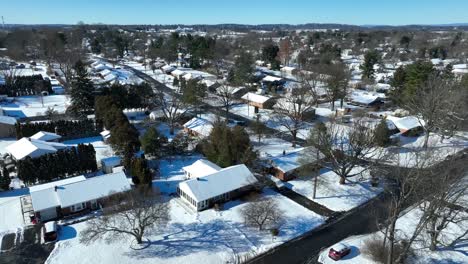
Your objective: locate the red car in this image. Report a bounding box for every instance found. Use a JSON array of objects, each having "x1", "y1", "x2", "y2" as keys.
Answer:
[{"x1": 328, "y1": 243, "x2": 351, "y2": 261}]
